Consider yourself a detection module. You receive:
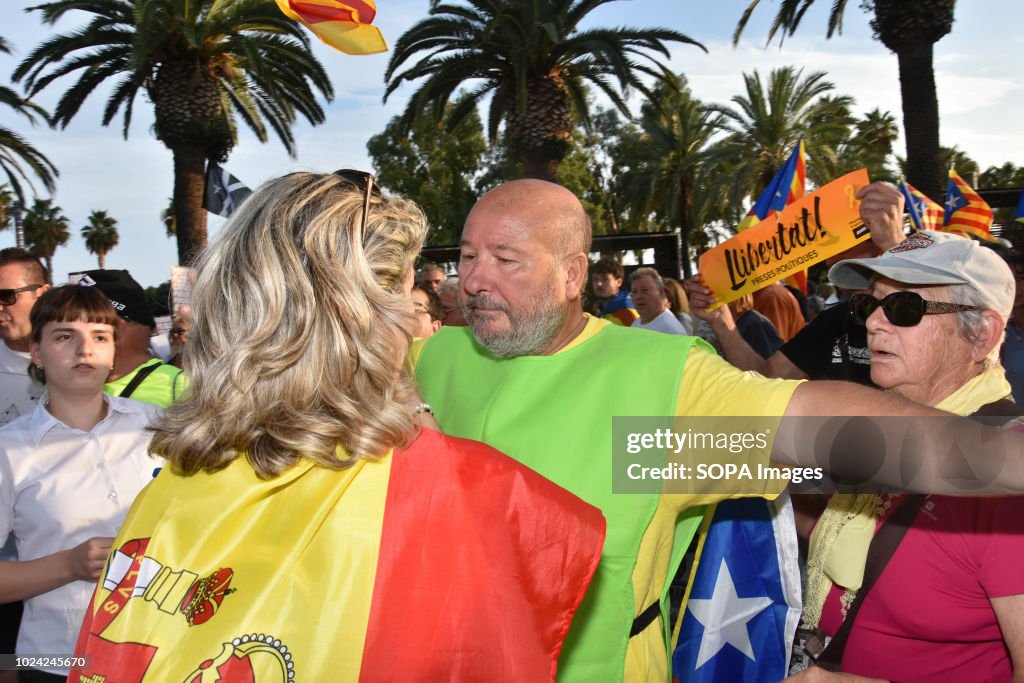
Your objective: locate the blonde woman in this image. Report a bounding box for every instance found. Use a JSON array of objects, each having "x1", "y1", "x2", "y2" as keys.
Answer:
[{"x1": 71, "y1": 172, "x2": 604, "y2": 682}]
